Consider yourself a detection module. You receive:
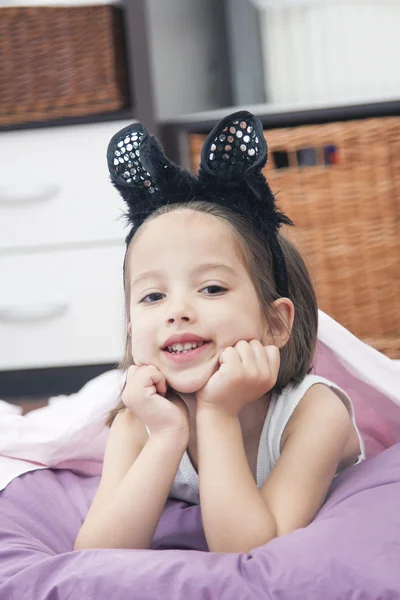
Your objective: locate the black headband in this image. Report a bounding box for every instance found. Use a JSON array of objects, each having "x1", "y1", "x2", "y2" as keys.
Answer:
[{"x1": 107, "y1": 110, "x2": 294, "y2": 297}]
